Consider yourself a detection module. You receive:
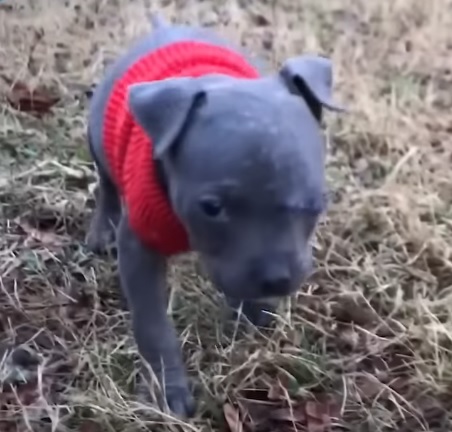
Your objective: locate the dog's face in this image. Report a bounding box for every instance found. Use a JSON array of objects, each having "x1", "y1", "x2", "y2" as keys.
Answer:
[
  {"x1": 162, "y1": 84, "x2": 326, "y2": 300},
  {"x1": 128, "y1": 54, "x2": 343, "y2": 300}
]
